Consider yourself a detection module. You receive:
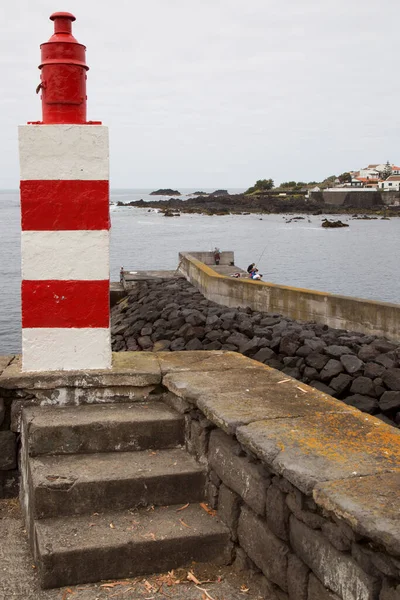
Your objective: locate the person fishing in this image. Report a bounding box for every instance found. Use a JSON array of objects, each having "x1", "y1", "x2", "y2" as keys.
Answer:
[
  {"x1": 214, "y1": 247, "x2": 221, "y2": 265},
  {"x1": 249, "y1": 266, "x2": 262, "y2": 280},
  {"x1": 247, "y1": 262, "x2": 255, "y2": 274}
]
